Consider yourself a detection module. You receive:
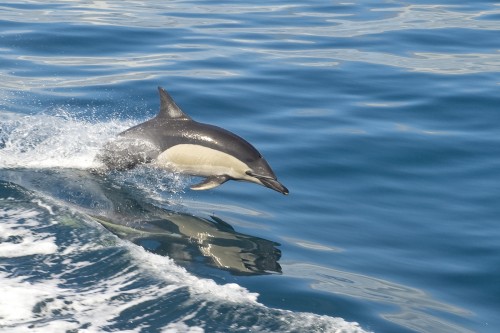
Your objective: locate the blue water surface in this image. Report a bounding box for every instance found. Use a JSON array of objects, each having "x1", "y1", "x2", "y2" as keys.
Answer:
[{"x1": 1, "y1": 1, "x2": 500, "y2": 332}]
